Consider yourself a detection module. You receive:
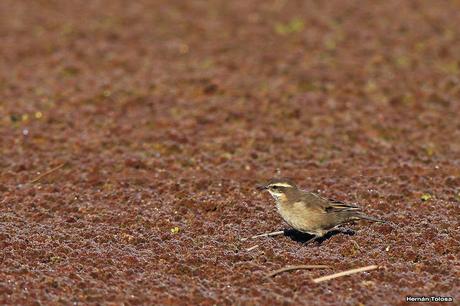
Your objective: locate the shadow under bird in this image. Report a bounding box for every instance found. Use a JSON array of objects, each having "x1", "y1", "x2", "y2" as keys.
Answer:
[{"x1": 246, "y1": 178, "x2": 385, "y2": 243}]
